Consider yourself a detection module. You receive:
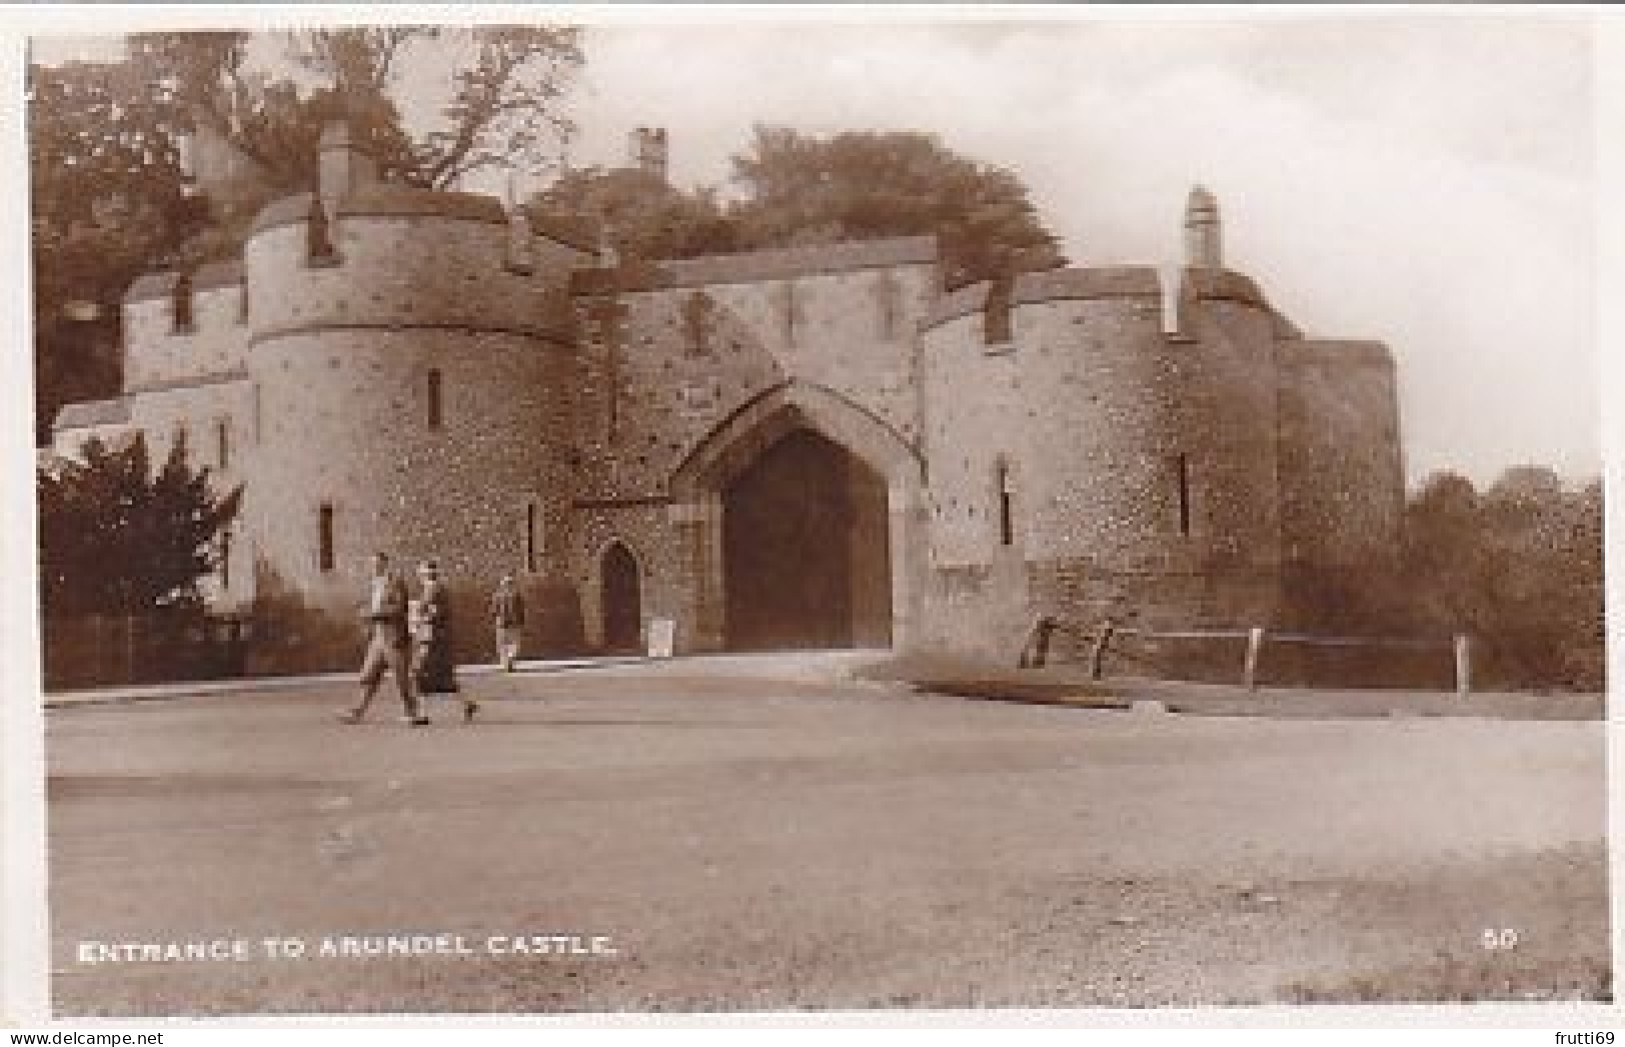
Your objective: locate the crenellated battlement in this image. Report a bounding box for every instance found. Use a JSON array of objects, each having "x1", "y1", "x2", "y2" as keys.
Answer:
[
  {"x1": 920, "y1": 265, "x2": 1274, "y2": 334},
  {"x1": 122, "y1": 259, "x2": 249, "y2": 391},
  {"x1": 242, "y1": 187, "x2": 589, "y2": 349}
]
